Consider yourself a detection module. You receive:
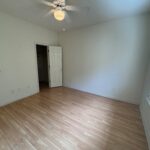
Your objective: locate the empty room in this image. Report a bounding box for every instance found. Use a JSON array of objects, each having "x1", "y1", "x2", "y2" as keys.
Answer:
[{"x1": 0, "y1": 0, "x2": 150, "y2": 149}]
